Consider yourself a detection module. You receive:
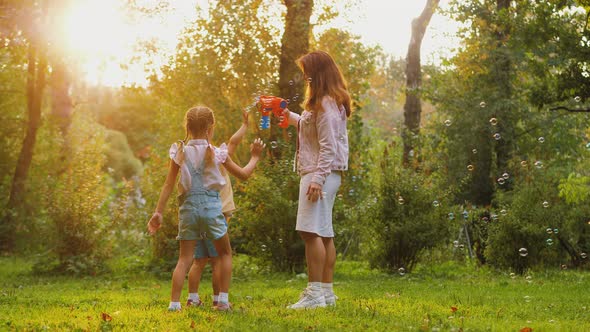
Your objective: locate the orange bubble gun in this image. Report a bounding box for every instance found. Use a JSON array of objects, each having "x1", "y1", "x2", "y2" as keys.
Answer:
[{"x1": 257, "y1": 95, "x2": 289, "y2": 129}]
